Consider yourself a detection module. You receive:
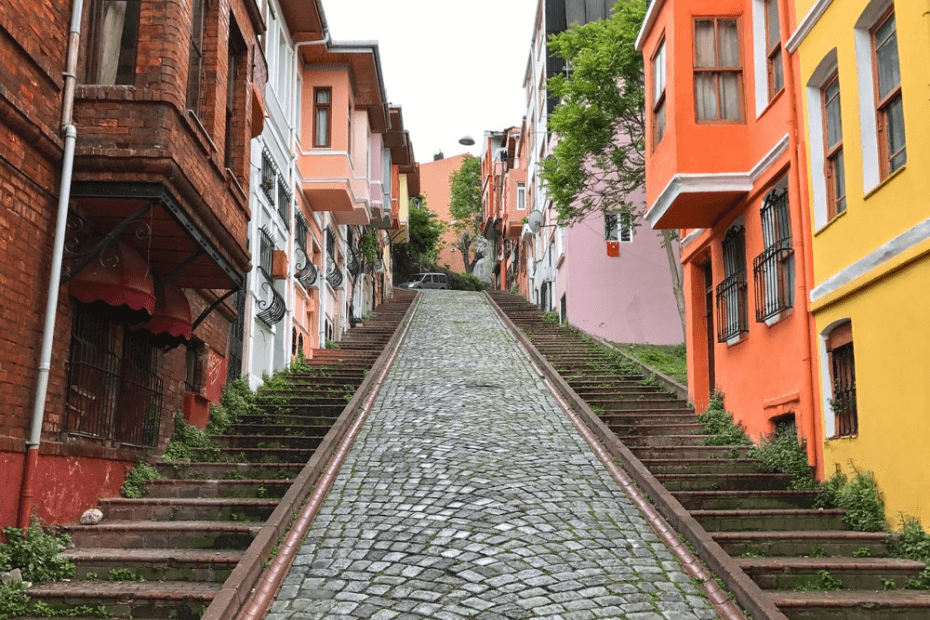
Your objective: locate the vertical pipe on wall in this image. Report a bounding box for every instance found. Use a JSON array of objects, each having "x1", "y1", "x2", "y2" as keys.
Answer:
[{"x1": 19, "y1": 0, "x2": 84, "y2": 528}]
